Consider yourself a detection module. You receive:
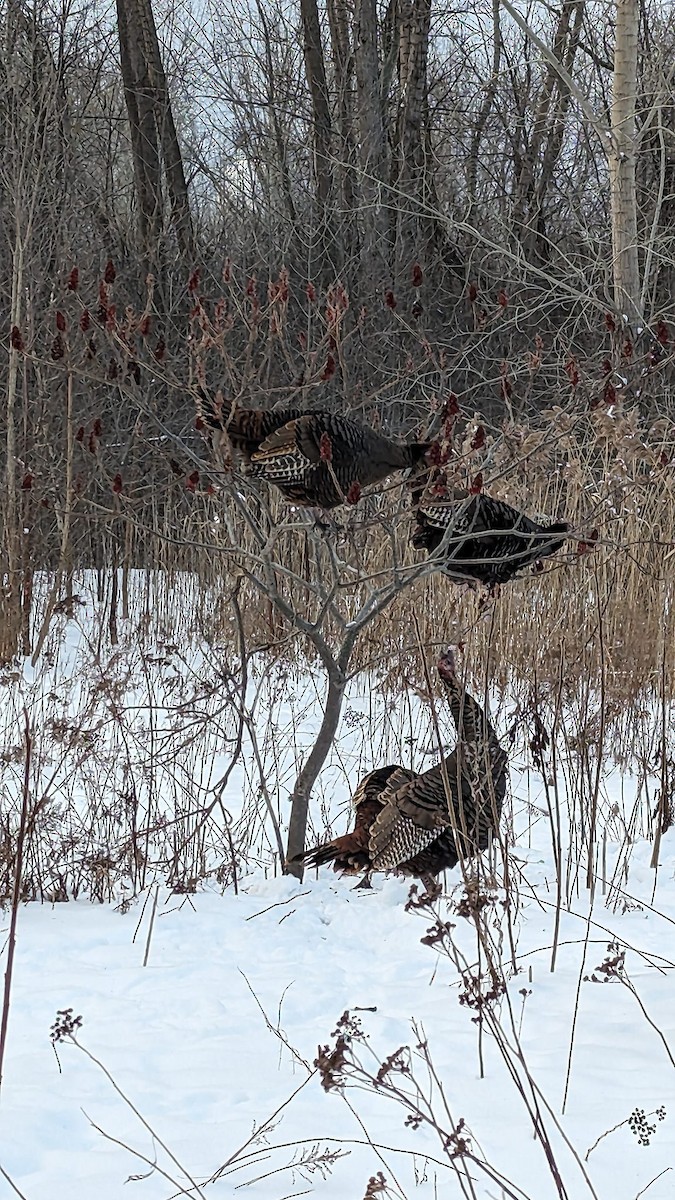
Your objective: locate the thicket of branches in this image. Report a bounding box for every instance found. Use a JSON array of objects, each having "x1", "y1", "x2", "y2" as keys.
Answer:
[
  {"x1": 2, "y1": 19, "x2": 674, "y2": 1200},
  {"x1": 1, "y1": 0, "x2": 675, "y2": 882}
]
